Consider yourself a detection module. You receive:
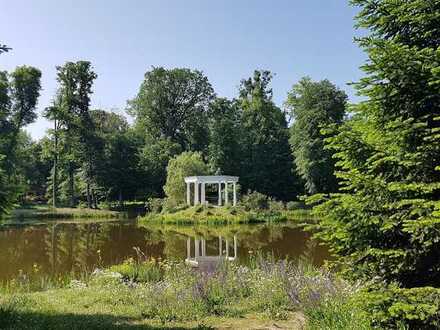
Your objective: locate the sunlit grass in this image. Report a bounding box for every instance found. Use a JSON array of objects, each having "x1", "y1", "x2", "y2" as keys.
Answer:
[
  {"x1": 0, "y1": 255, "x2": 371, "y2": 329},
  {"x1": 139, "y1": 204, "x2": 312, "y2": 224}
]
